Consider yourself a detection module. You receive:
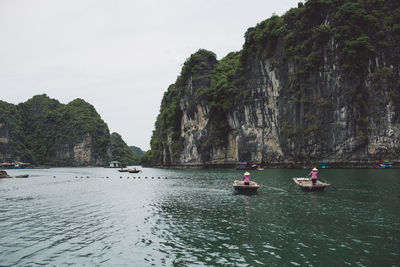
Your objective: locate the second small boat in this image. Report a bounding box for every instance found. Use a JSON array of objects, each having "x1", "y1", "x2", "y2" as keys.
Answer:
[
  {"x1": 128, "y1": 168, "x2": 141, "y2": 173},
  {"x1": 292, "y1": 177, "x2": 330, "y2": 191}
]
